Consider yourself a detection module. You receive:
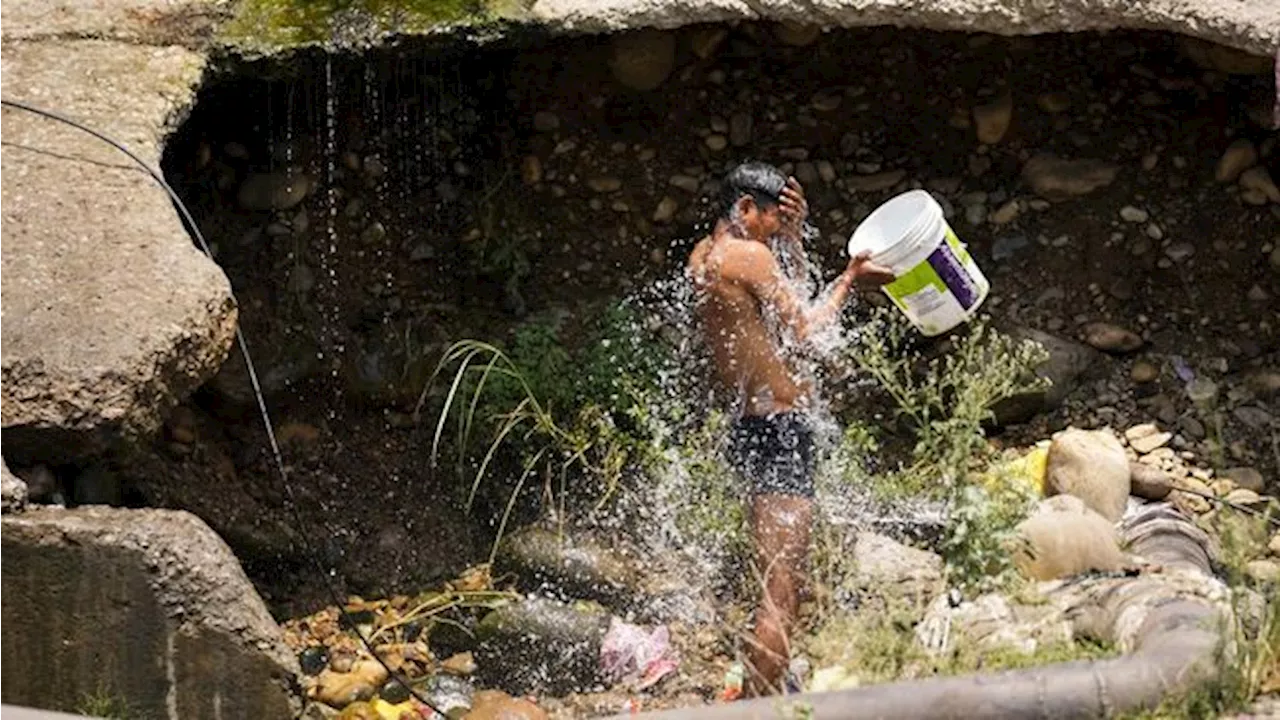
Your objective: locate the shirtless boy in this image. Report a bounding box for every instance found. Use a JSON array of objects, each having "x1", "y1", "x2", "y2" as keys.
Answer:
[{"x1": 686, "y1": 162, "x2": 894, "y2": 695}]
